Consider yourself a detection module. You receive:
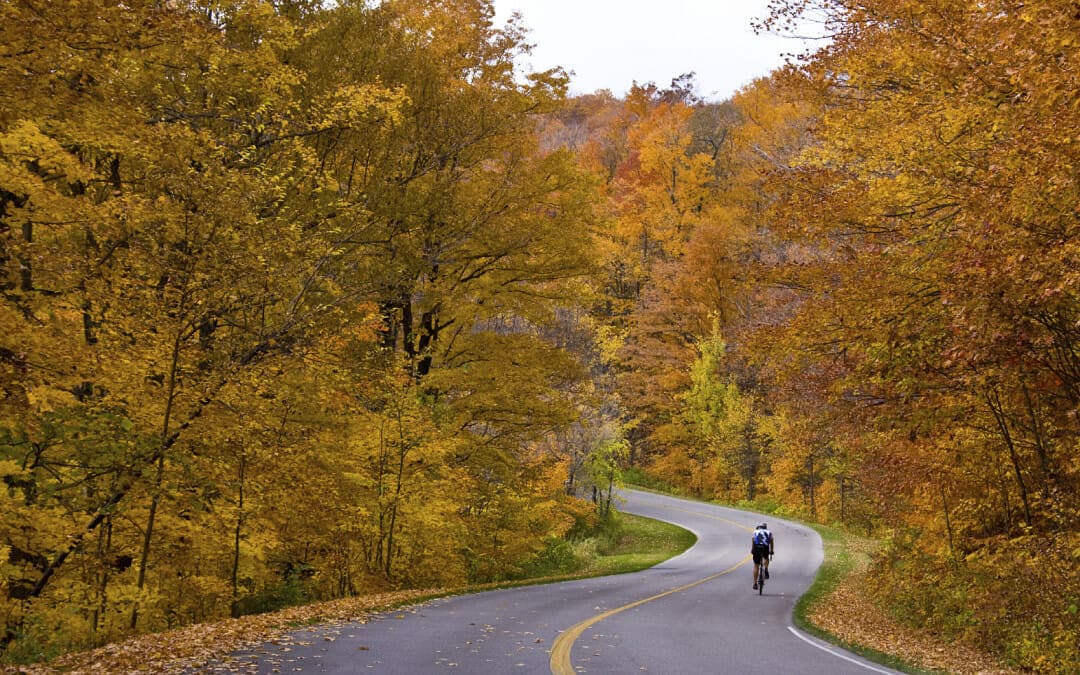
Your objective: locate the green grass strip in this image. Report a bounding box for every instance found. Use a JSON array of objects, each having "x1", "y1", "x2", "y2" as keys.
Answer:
[
  {"x1": 792, "y1": 523, "x2": 940, "y2": 675},
  {"x1": 584, "y1": 511, "x2": 698, "y2": 575}
]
